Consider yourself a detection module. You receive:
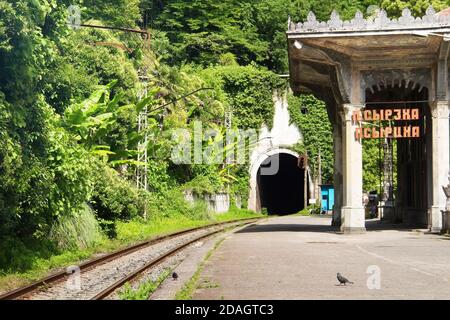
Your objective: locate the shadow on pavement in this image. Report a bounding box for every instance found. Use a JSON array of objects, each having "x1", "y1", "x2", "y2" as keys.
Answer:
[
  {"x1": 237, "y1": 218, "x2": 426, "y2": 234},
  {"x1": 365, "y1": 219, "x2": 427, "y2": 232},
  {"x1": 236, "y1": 223, "x2": 339, "y2": 234}
]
